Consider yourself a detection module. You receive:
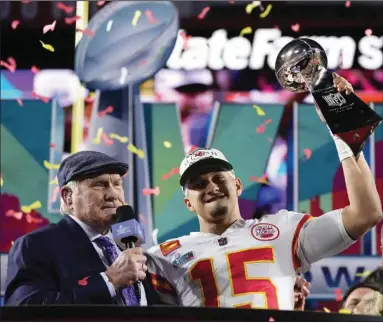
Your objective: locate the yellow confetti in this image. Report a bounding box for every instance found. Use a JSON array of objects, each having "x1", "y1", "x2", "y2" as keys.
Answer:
[
  {"x1": 259, "y1": 4, "x2": 272, "y2": 18},
  {"x1": 323, "y1": 307, "x2": 331, "y2": 313},
  {"x1": 43, "y1": 160, "x2": 60, "y2": 170},
  {"x1": 163, "y1": 141, "x2": 172, "y2": 149},
  {"x1": 132, "y1": 10, "x2": 142, "y2": 26},
  {"x1": 110, "y1": 133, "x2": 129, "y2": 143},
  {"x1": 21, "y1": 200, "x2": 42, "y2": 214},
  {"x1": 1, "y1": 176, "x2": 3, "y2": 187},
  {"x1": 338, "y1": 309, "x2": 352, "y2": 314},
  {"x1": 355, "y1": 271, "x2": 372, "y2": 277},
  {"x1": 92, "y1": 127, "x2": 103, "y2": 144},
  {"x1": 49, "y1": 177, "x2": 58, "y2": 184},
  {"x1": 39, "y1": 40, "x2": 55, "y2": 52},
  {"x1": 128, "y1": 143, "x2": 145, "y2": 159},
  {"x1": 245, "y1": 1, "x2": 261, "y2": 14},
  {"x1": 240, "y1": 26, "x2": 252, "y2": 37},
  {"x1": 253, "y1": 104, "x2": 265, "y2": 116}
]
